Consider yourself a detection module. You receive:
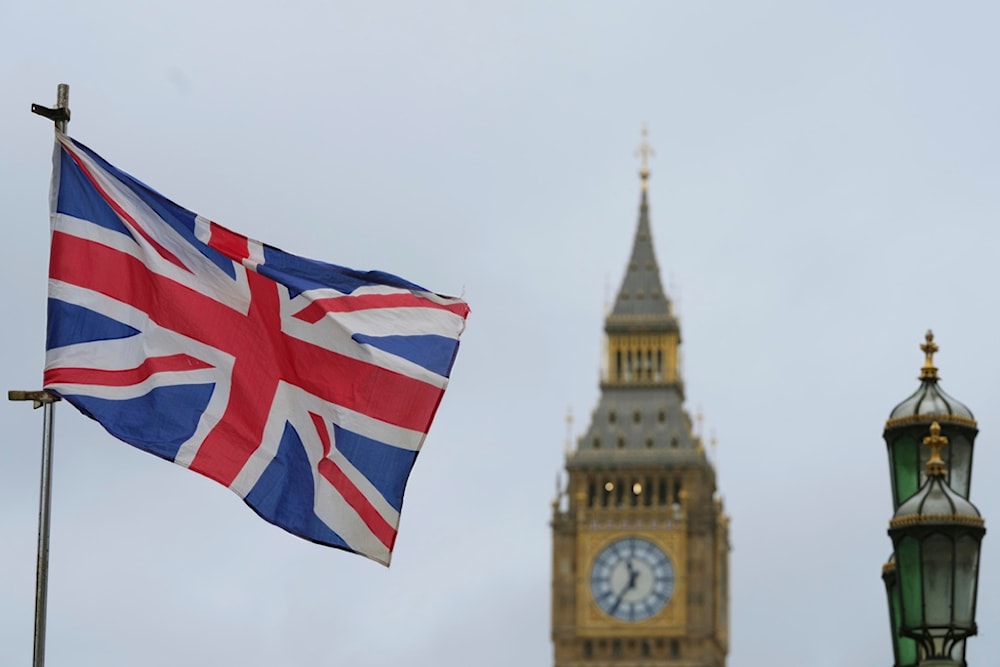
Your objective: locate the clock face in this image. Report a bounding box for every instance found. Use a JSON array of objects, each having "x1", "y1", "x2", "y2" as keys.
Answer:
[{"x1": 590, "y1": 537, "x2": 675, "y2": 622}]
